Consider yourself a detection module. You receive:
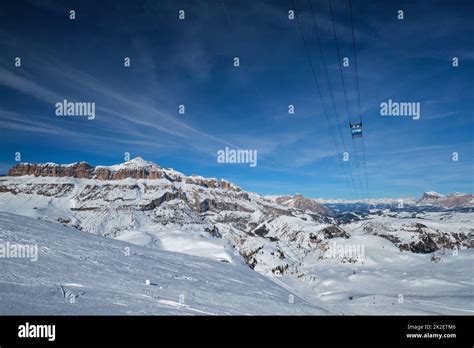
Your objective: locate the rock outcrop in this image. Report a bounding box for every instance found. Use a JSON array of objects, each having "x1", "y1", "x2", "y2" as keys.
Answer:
[
  {"x1": 275, "y1": 194, "x2": 334, "y2": 216},
  {"x1": 8, "y1": 157, "x2": 241, "y2": 192},
  {"x1": 418, "y1": 191, "x2": 474, "y2": 209}
]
